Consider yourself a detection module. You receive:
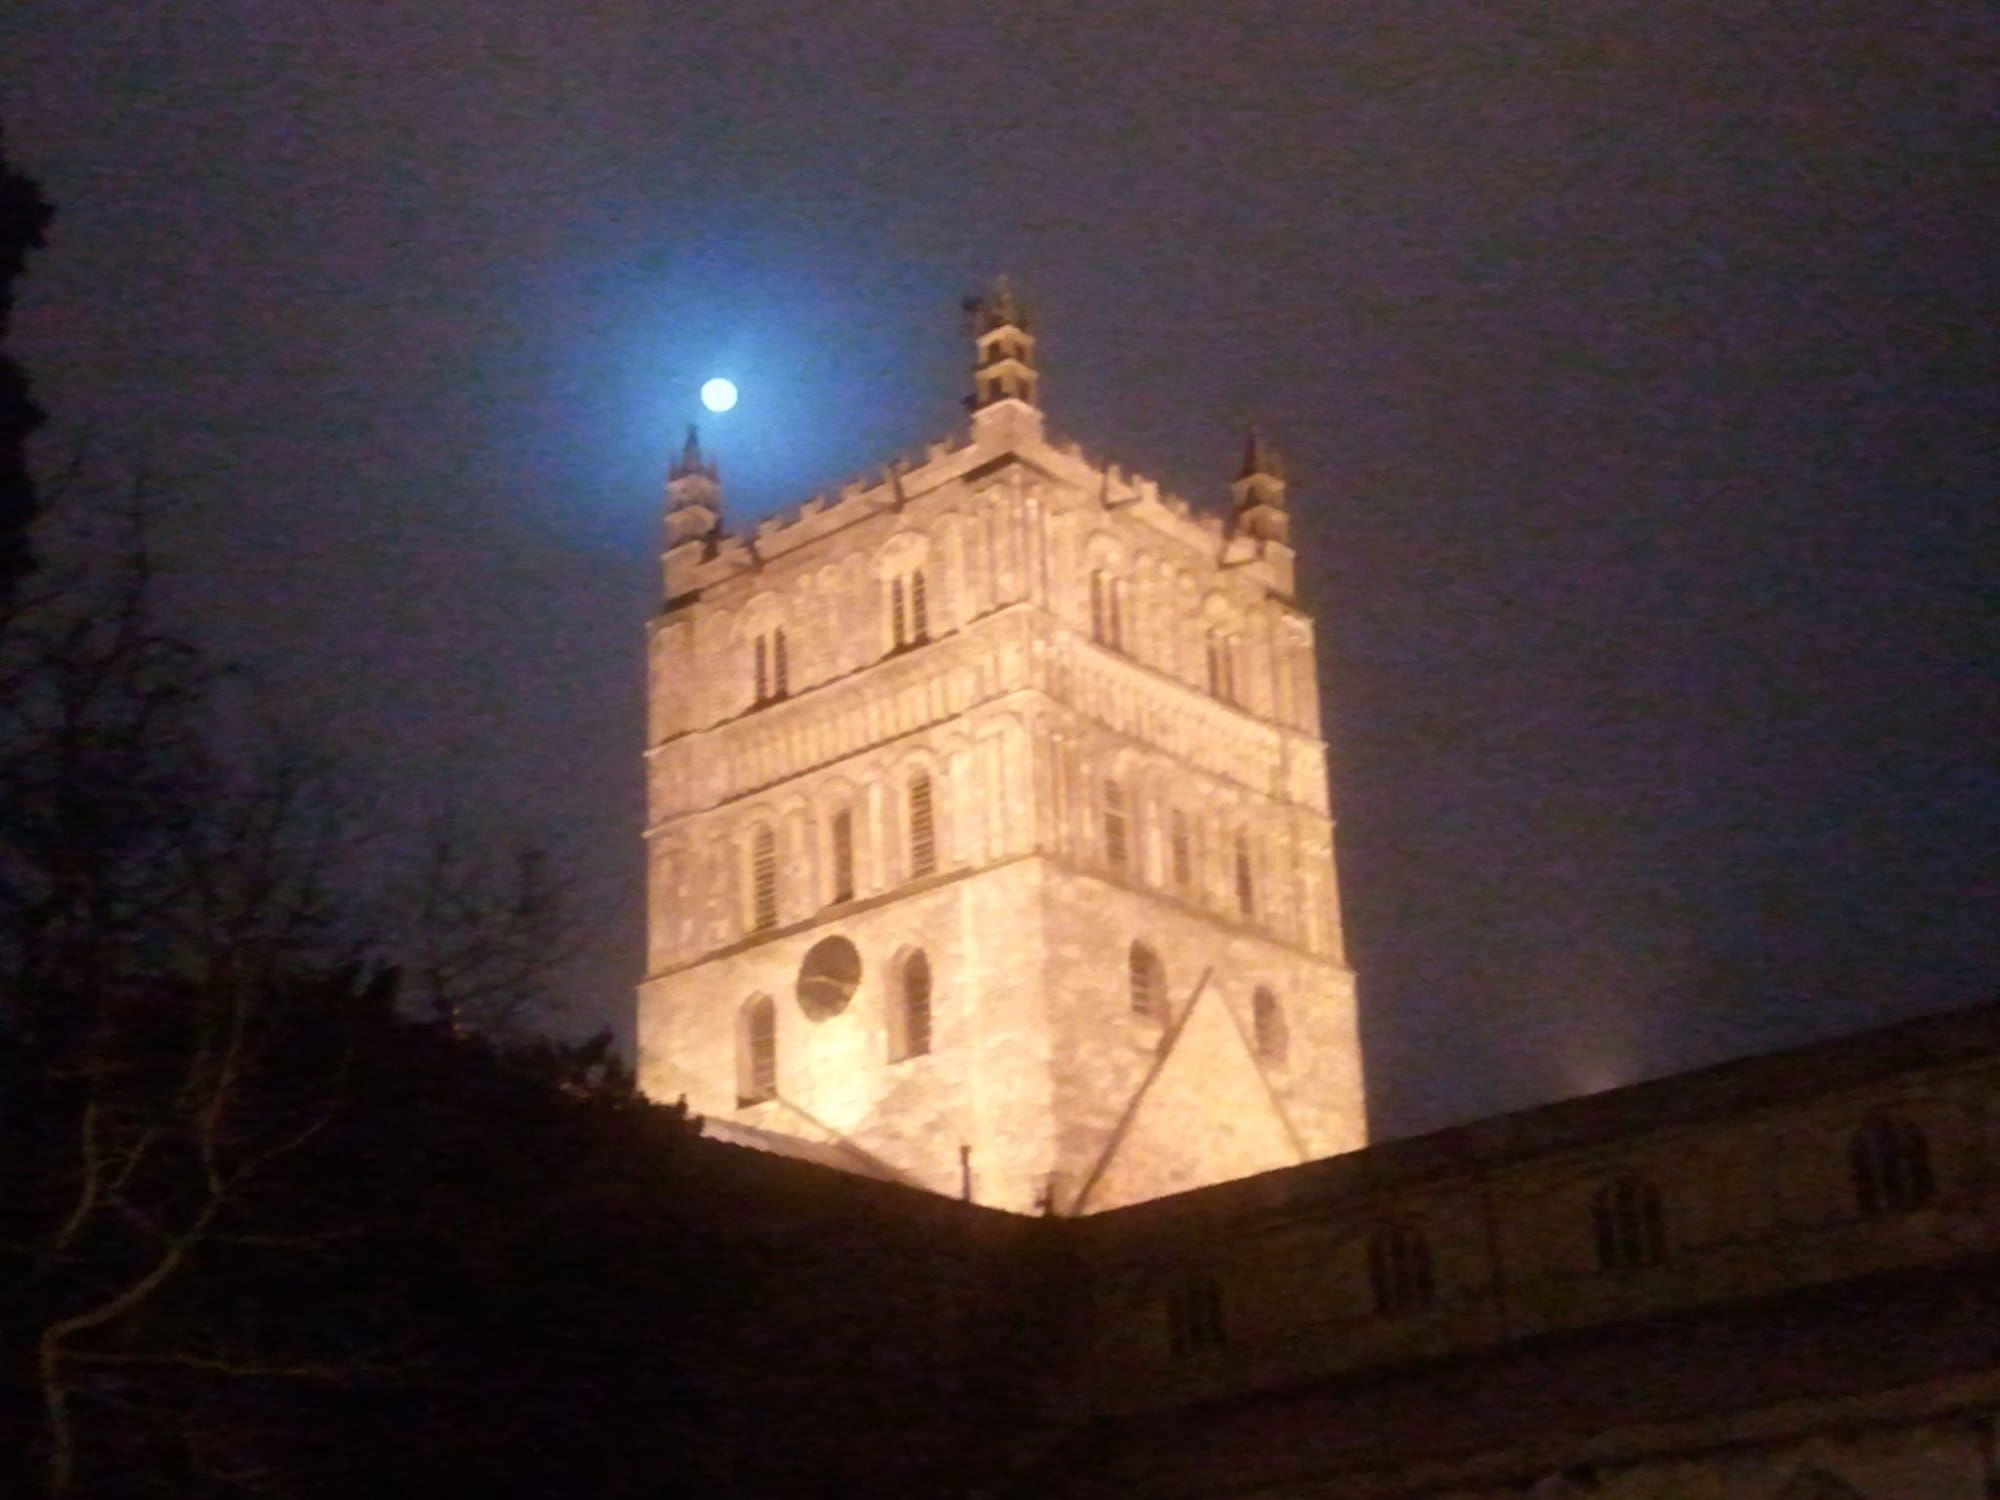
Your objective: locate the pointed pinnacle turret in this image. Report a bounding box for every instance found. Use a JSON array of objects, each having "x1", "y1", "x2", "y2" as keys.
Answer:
[
  {"x1": 670, "y1": 424, "x2": 717, "y2": 483},
  {"x1": 1230, "y1": 426, "x2": 1290, "y2": 545},
  {"x1": 666, "y1": 423, "x2": 722, "y2": 548},
  {"x1": 967, "y1": 275, "x2": 1040, "y2": 418}
]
